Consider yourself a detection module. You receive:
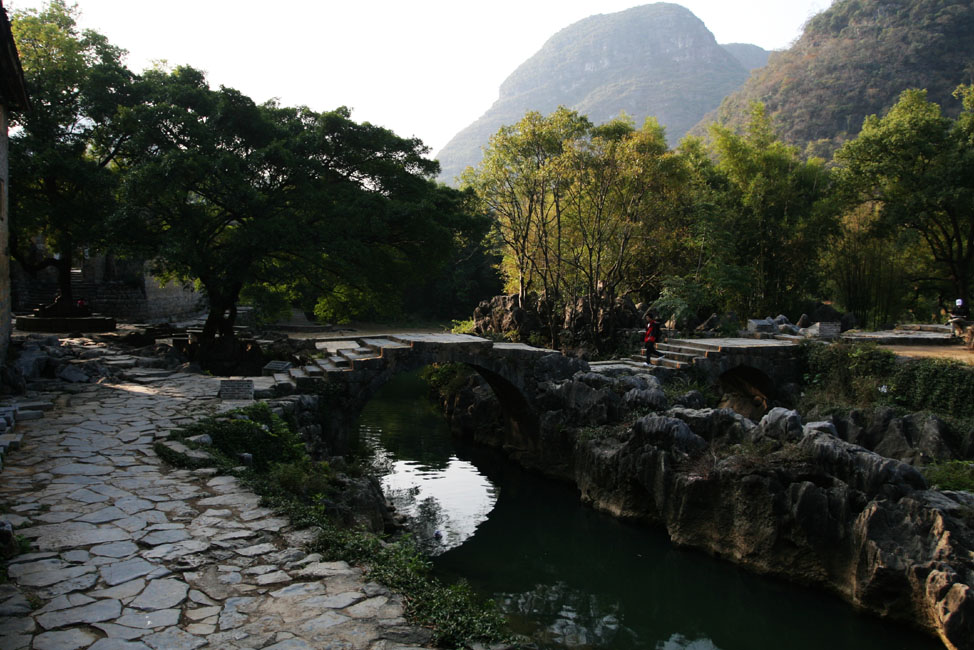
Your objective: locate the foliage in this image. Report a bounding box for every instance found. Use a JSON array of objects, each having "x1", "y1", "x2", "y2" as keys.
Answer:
[
  {"x1": 420, "y1": 363, "x2": 475, "y2": 399},
  {"x1": 889, "y1": 358, "x2": 974, "y2": 420},
  {"x1": 836, "y1": 87, "x2": 974, "y2": 303},
  {"x1": 464, "y1": 108, "x2": 697, "y2": 348},
  {"x1": 800, "y1": 341, "x2": 898, "y2": 408},
  {"x1": 800, "y1": 341, "x2": 974, "y2": 421},
  {"x1": 702, "y1": 105, "x2": 837, "y2": 318},
  {"x1": 117, "y1": 65, "x2": 471, "y2": 345},
  {"x1": 705, "y1": 0, "x2": 974, "y2": 158},
  {"x1": 822, "y1": 204, "x2": 917, "y2": 329},
  {"x1": 652, "y1": 276, "x2": 712, "y2": 331},
  {"x1": 311, "y1": 527, "x2": 508, "y2": 647},
  {"x1": 450, "y1": 319, "x2": 476, "y2": 335},
  {"x1": 175, "y1": 403, "x2": 305, "y2": 472},
  {"x1": 9, "y1": 0, "x2": 136, "y2": 301},
  {"x1": 159, "y1": 403, "x2": 508, "y2": 647},
  {"x1": 923, "y1": 460, "x2": 974, "y2": 492}
]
